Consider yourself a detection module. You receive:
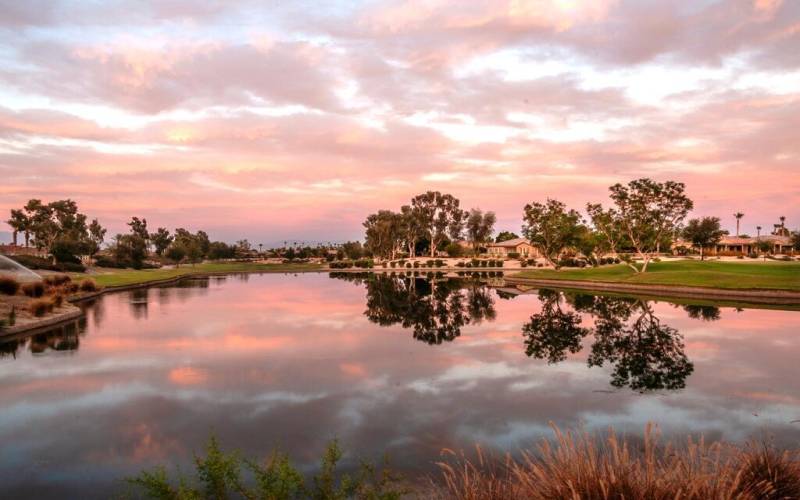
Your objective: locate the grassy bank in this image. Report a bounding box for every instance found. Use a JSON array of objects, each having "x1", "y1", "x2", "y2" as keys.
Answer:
[
  {"x1": 511, "y1": 260, "x2": 800, "y2": 291},
  {"x1": 70, "y1": 262, "x2": 324, "y2": 288}
]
